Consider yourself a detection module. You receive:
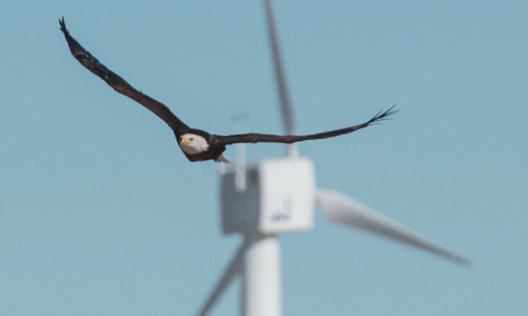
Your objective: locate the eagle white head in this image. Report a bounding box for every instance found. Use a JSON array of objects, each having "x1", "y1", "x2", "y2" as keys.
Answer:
[{"x1": 179, "y1": 133, "x2": 209, "y2": 155}]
